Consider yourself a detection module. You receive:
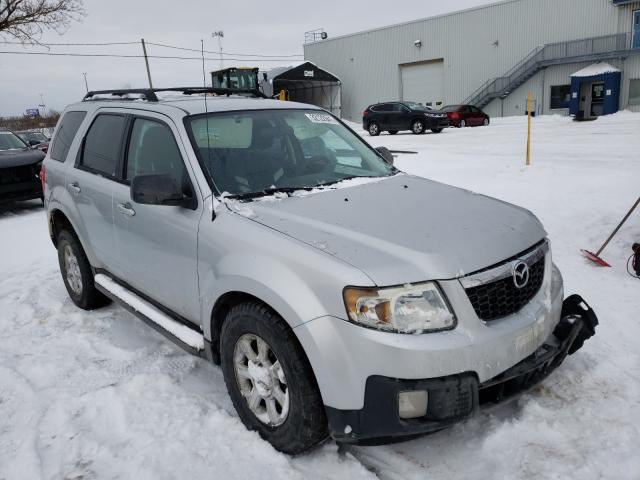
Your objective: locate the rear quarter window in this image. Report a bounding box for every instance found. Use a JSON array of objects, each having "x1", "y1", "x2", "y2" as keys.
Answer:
[
  {"x1": 80, "y1": 114, "x2": 127, "y2": 177},
  {"x1": 50, "y1": 111, "x2": 87, "y2": 162}
]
